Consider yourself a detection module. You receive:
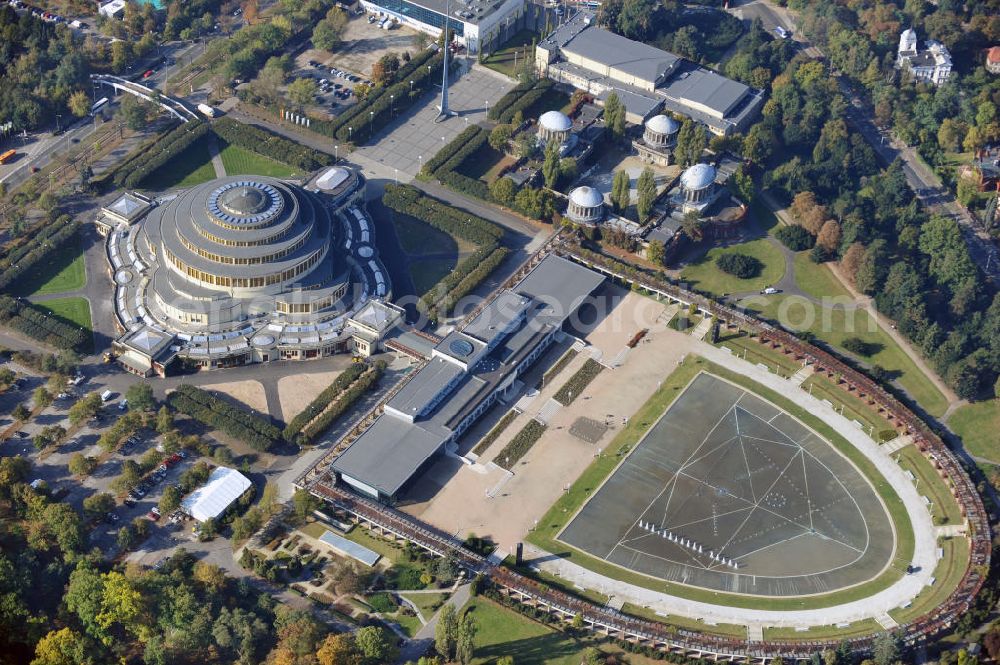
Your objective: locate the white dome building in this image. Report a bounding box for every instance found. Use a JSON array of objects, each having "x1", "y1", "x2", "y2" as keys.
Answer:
[
  {"x1": 539, "y1": 110, "x2": 572, "y2": 142},
  {"x1": 678, "y1": 163, "x2": 721, "y2": 213},
  {"x1": 634, "y1": 114, "x2": 680, "y2": 166},
  {"x1": 566, "y1": 186, "x2": 604, "y2": 224}
]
